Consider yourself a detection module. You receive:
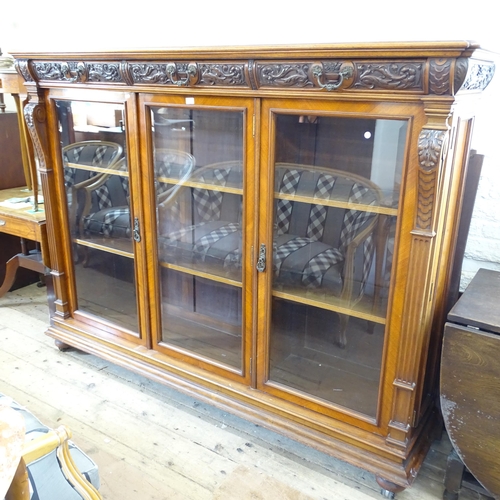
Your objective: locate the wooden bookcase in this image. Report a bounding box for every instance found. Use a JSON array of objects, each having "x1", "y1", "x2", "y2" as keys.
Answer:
[{"x1": 11, "y1": 41, "x2": 495, "y2": 495}]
